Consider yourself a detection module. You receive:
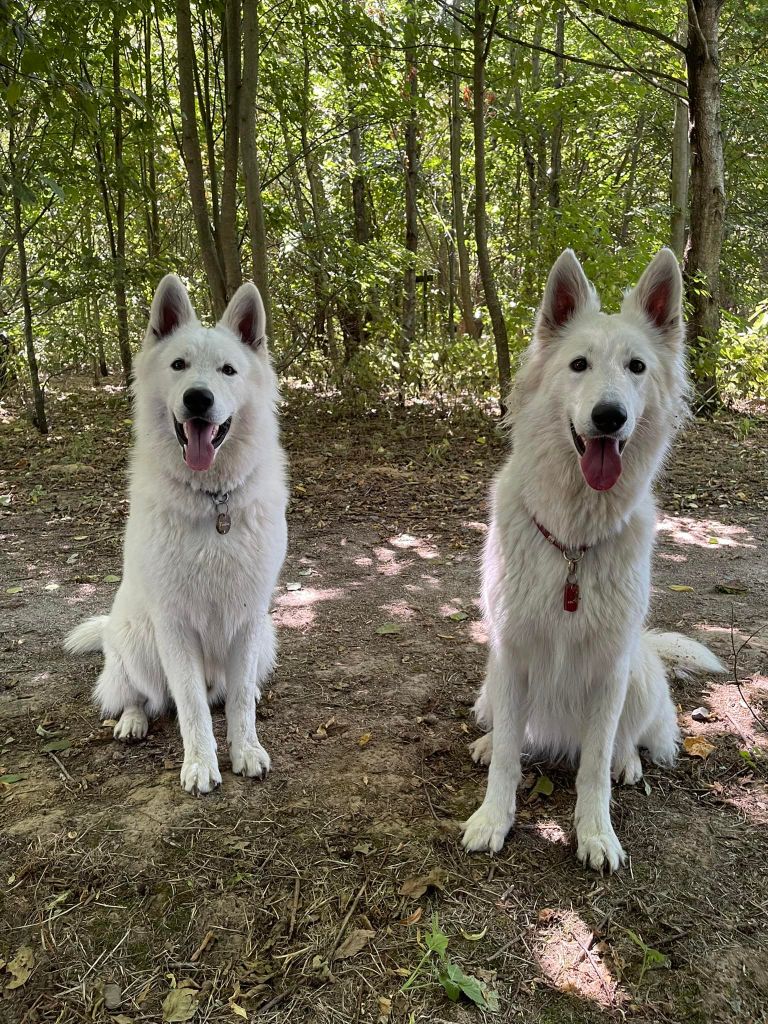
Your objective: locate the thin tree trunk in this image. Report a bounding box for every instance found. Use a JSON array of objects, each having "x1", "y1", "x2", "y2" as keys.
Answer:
[
  {"x1": 619, "y1": 113, "x2": 645, "y2": 244},
  {"x1": 684, "y1": 0, "x2": 725, "y2": 410},
  {"x1": 548, "y1": 8, "x2": 565, "y2": 212},
  {"x1": 112, "y1": 12, "x2": 132, "y2": 384},
  {"x1": 144, "y1": 14, "x2": 160, "y2": 267},
  {"x1": 450, "y1": 0, "x2": 477, "y2": 339},
  {"x1": 670, "y1": 23, "x2": 689, "y2": 258},
  {"x1": 473, "y1": 0, "x2": 510, "y2": 407},
  {"x1": 11, "y1": 167, "x2": 47, "y2": 432},
  {"x1": 220, "y1": 0, "x2": 242, "y2": 297},
  {"x1": 240, "y1": 0, "x2": 273, "y2": 337},
  {"x1": 176, "y1": 0, "x2": 227, "y2": 315},
  {"x1": 400, "y1": 1, "x2": 419, "y2": 399}
]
